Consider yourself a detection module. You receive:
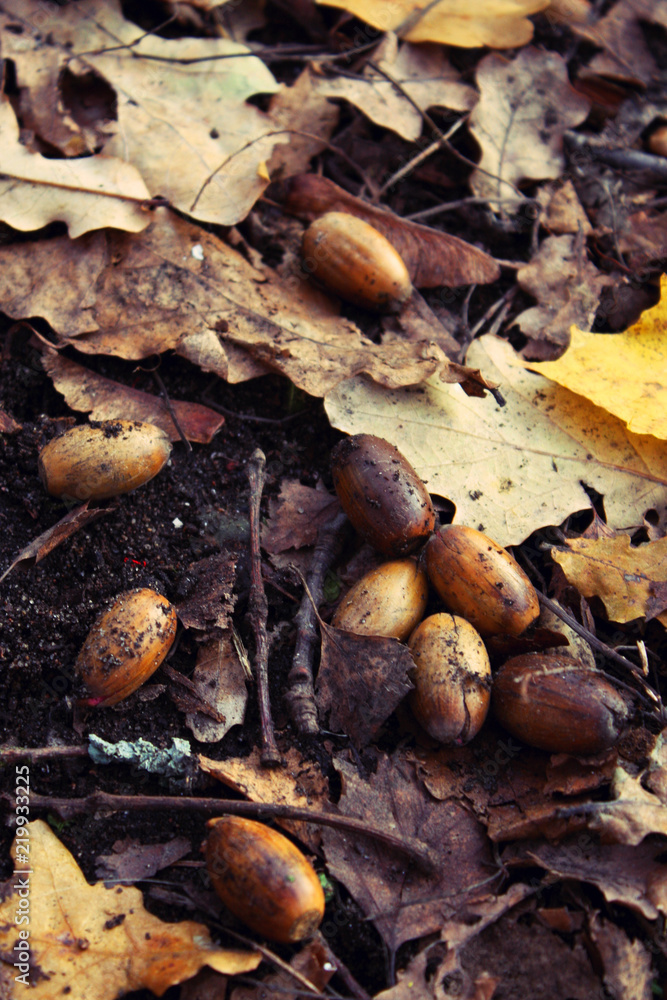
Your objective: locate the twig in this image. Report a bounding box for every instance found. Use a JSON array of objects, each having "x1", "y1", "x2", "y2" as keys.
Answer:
[
  {"x1": 247, "y1": 449, "x2": 281, "y2": 766},
  {"x1": 457, "y1": 286, "x2": 517, "y2": 362},
  {"x1": 0, "y1": 745, "x2": 88, "y2": 763},
  {"x1": 19, "y1": 792, "x2": 438, "y2": 872},
  {"x1": 406, "y1": 197, "x2": 537, "y2": 222},
  {"x1": 314, "y1": 932, "x2": 373, "y2": 1000},
  {"x1": 220, "y1": 928, "x2": 324, "y2": 995},
  {"x1": 565, "y1": 131, "x2": 667, "y2": 182},
  {"x1": 286, "y1": 510, "x2": 351, "y2": 734},
  {"x1": 152, "y1": 370, "x2": 192, "y2": 453}
]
